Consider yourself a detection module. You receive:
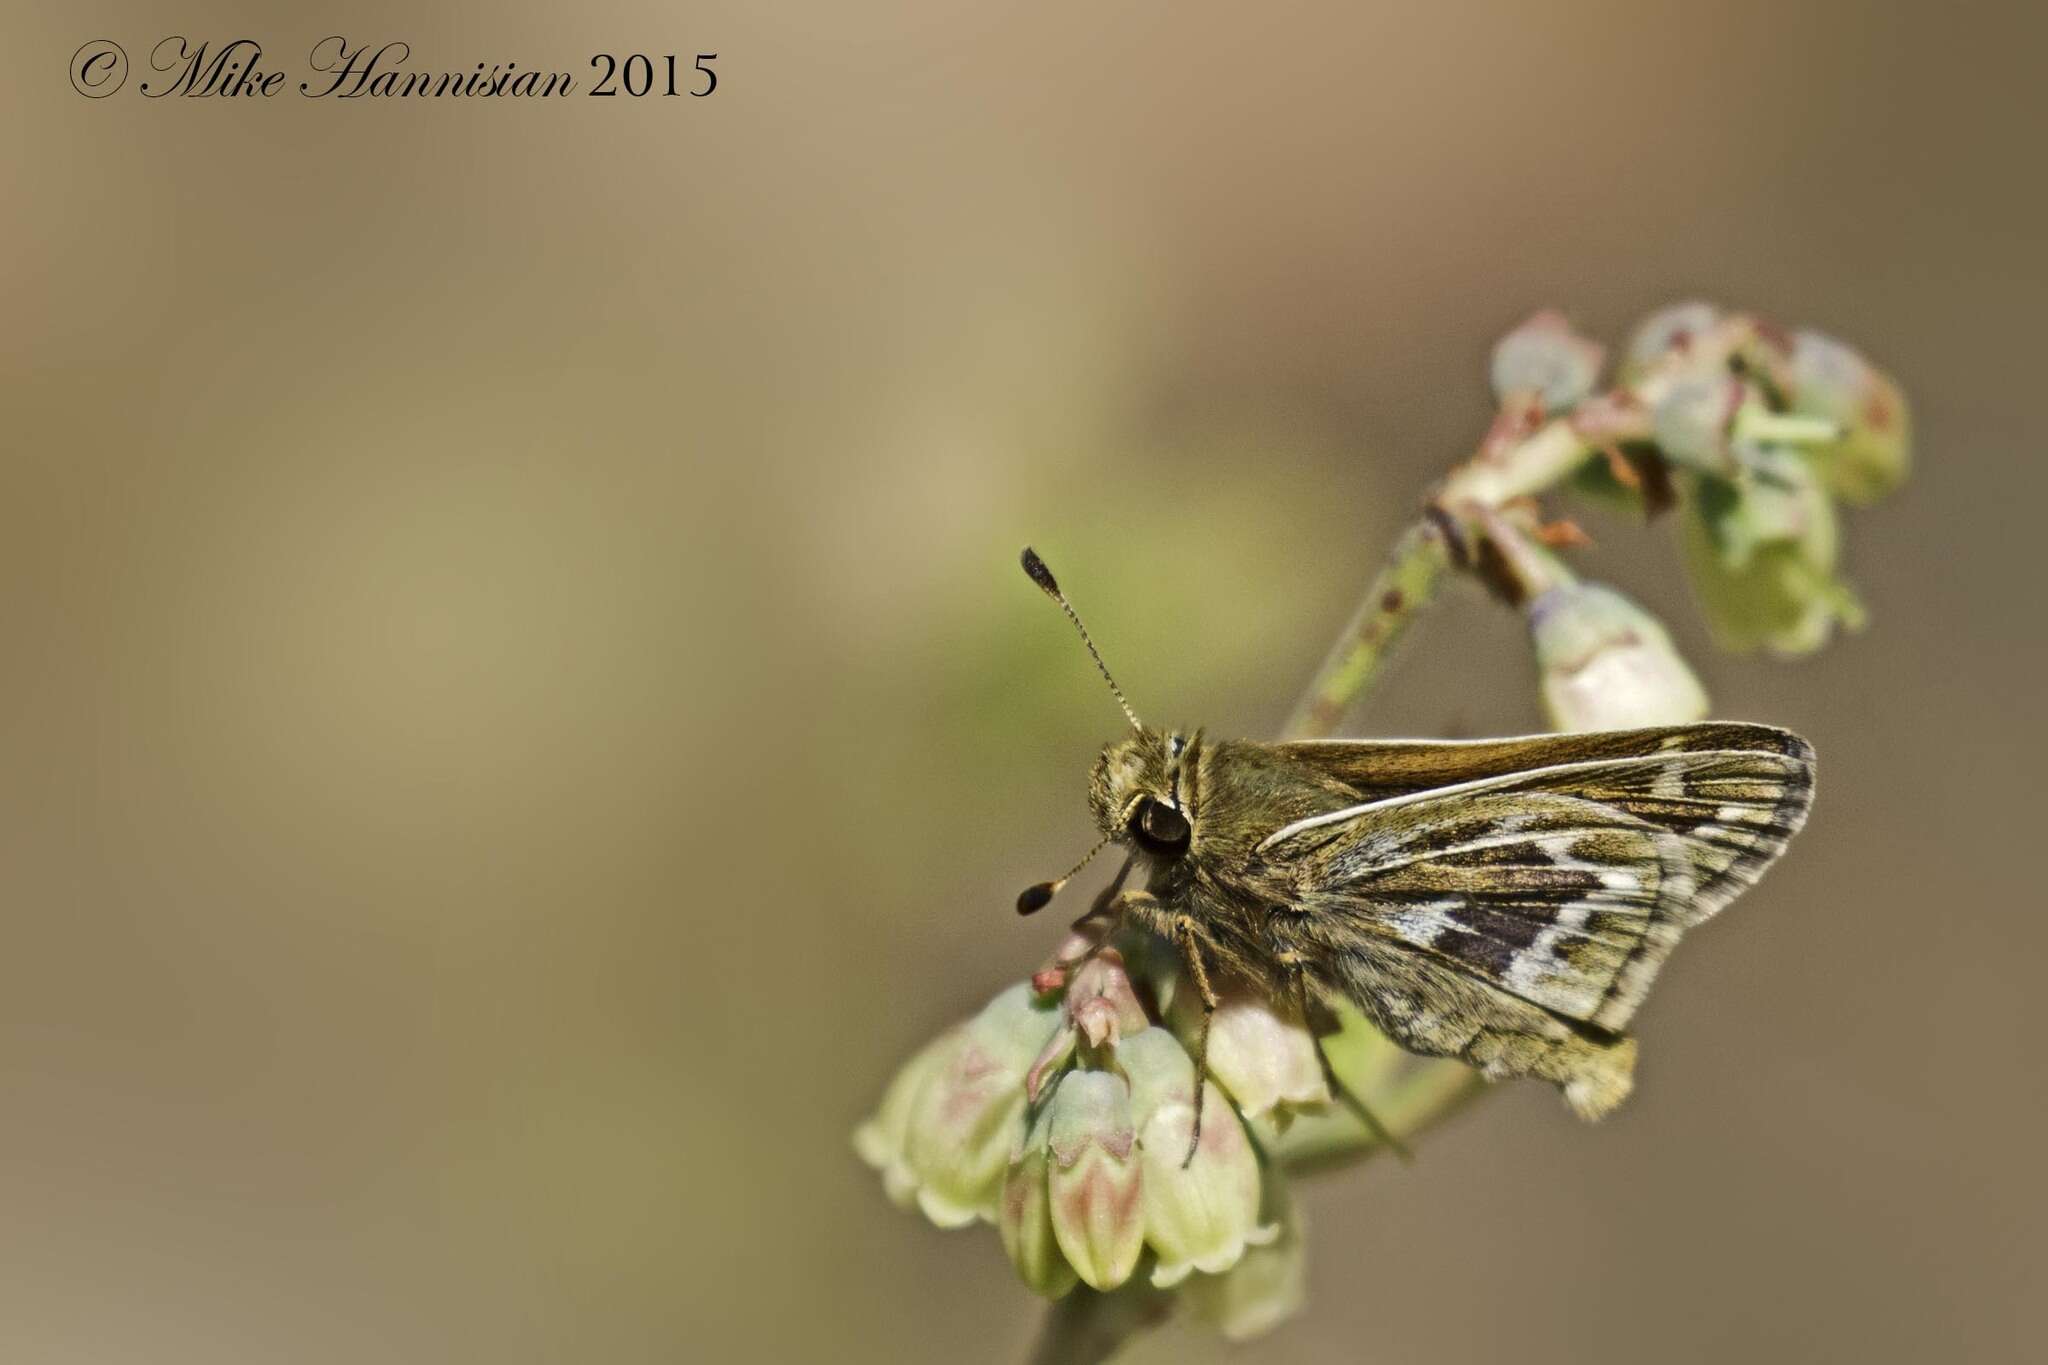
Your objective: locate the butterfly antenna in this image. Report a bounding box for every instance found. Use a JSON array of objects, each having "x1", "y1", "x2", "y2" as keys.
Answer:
[
  {"x1": 1016, "y1": 834, "x2": 1112, "y2": 916},
  {"x1": 1020, "y1": 547, "x2": 1142, "y2": 732}
]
